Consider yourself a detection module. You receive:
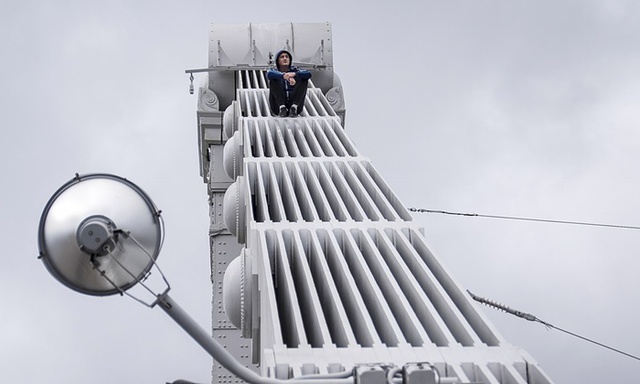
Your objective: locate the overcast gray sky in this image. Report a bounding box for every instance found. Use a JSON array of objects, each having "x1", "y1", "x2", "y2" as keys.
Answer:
[{"x1": 2, "y1": 1, "x2": 640, "y2": 383}]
